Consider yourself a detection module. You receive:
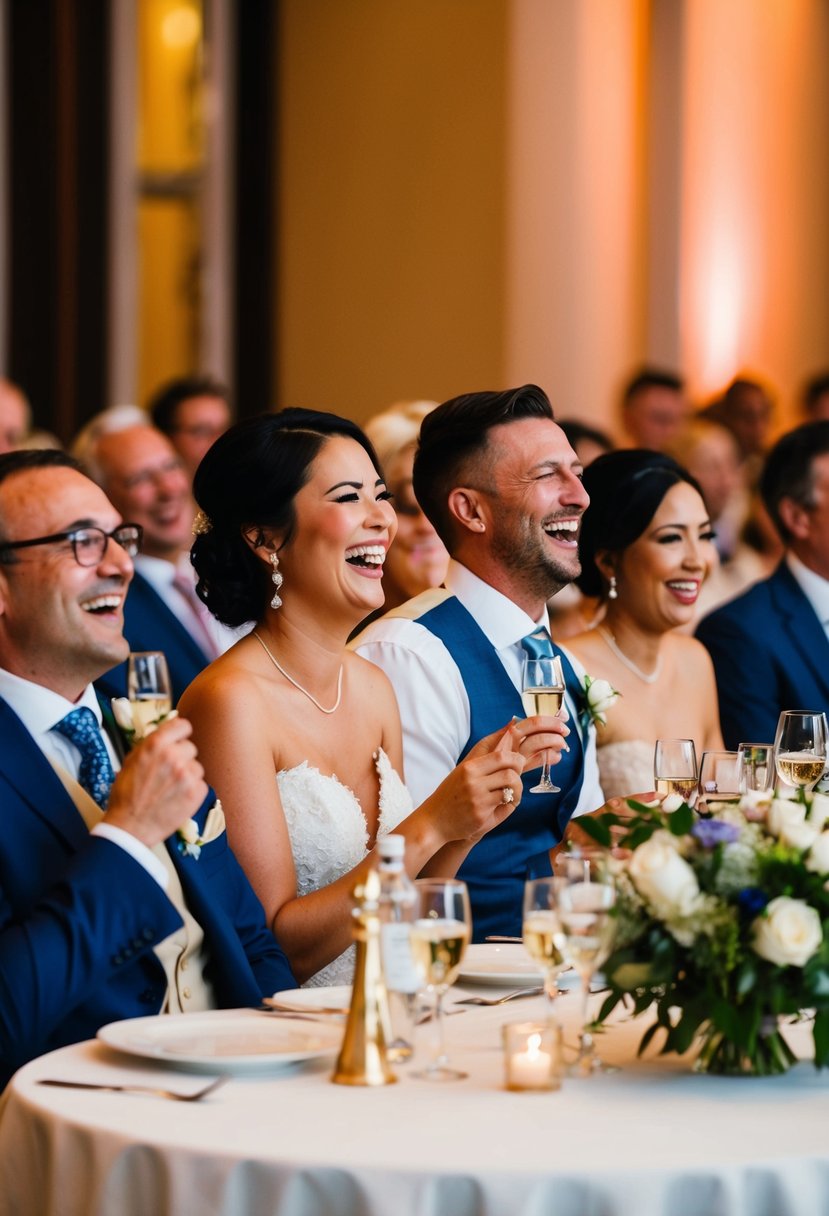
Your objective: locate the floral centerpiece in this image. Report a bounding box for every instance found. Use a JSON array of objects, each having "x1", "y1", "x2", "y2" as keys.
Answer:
[{"x1": 578, "y1": 788, "x2": 829, "y2": 1075}]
